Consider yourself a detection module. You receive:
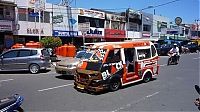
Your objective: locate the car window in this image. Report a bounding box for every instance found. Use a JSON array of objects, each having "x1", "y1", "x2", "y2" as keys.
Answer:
[
  {"x1": 31, "y1": 50, "x2": 37, "y2": 56},
  {"x1": 75, "y1": 51, "x2": 86, "y2": 58},
  {"x1": 3, "y1": 50, "x2": 18, "y2": 58},
  {"x1": 19, "y1": 50, "x2": 31, "y2": 57}
]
